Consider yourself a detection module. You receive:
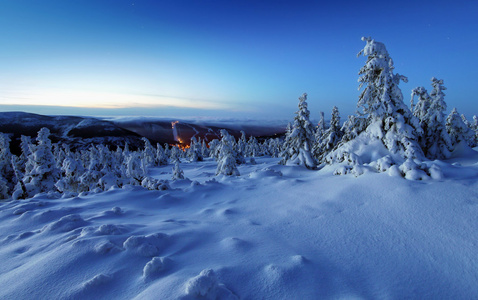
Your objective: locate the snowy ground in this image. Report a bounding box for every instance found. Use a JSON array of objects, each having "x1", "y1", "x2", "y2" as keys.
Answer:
[{"x1": 1, "y1": 154, "x2": 478, "y2": 299}]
